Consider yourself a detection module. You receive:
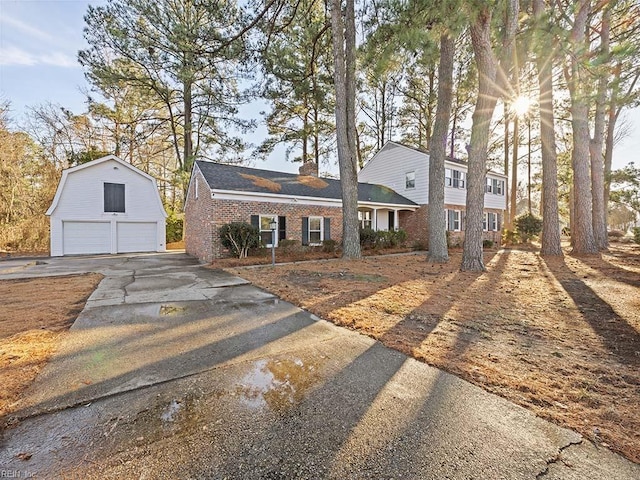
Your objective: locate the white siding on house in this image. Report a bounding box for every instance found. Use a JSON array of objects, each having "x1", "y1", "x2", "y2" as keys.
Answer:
[
  {"x1": 359, "y1": 143, "x2": 430, "y2": 205},
  {"x1": 47, "y1": 156, "x2": 167, "y2": 256},
  {"x1": 359, "y1": 142, "x2": 507, "y2": 211}
]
